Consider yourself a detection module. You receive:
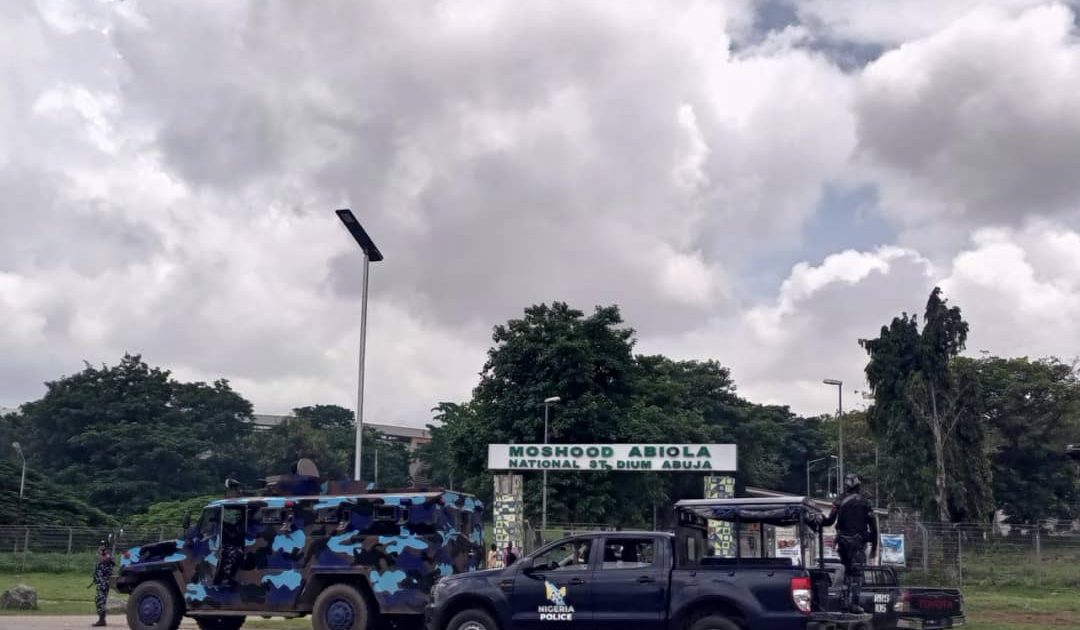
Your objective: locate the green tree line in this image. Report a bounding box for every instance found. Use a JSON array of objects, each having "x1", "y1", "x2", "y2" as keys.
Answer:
[
  {"x1": 2, "y1": 290, "x2": 1078, "y2": 529},
  {"x1": 421, "y1": 298, "x2": 1080, "y2": 527},
  {"x1": 0, "y1": 355, "x2": 410, "y2": 523}
]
